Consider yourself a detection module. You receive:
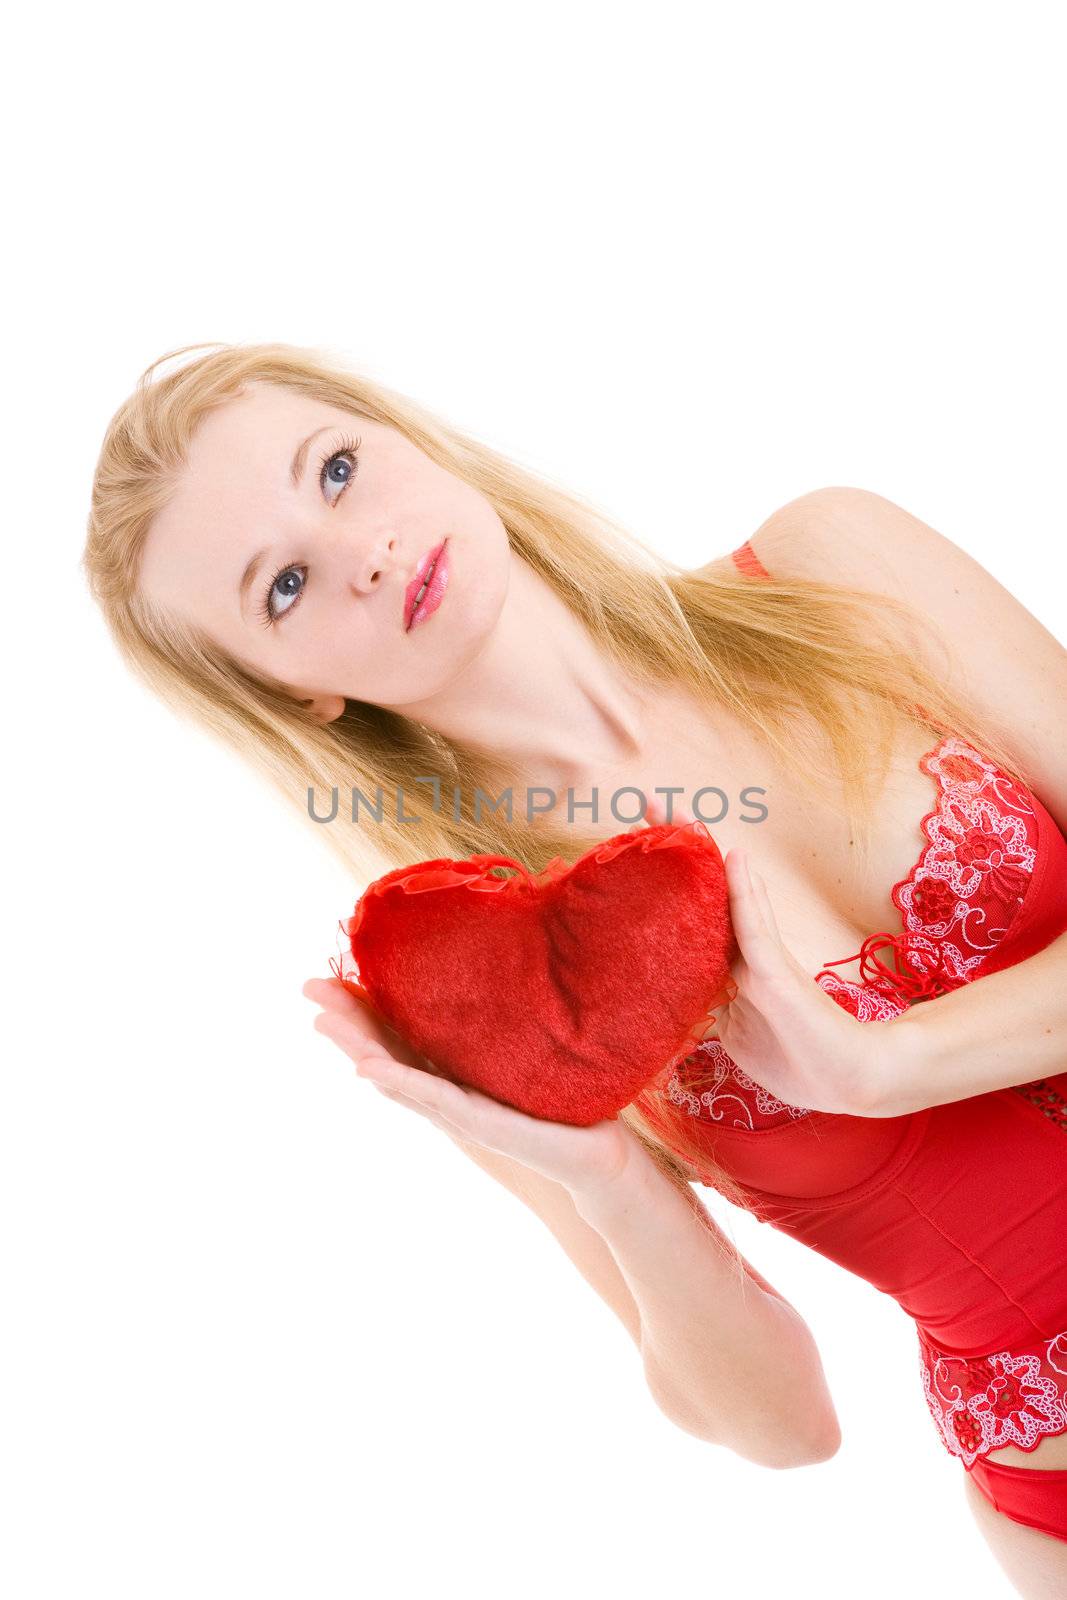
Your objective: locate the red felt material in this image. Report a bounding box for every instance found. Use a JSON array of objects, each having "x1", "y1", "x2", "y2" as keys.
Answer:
[{"x1": 330, "y1": 822, "x2": 738, "y2": 1125}]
